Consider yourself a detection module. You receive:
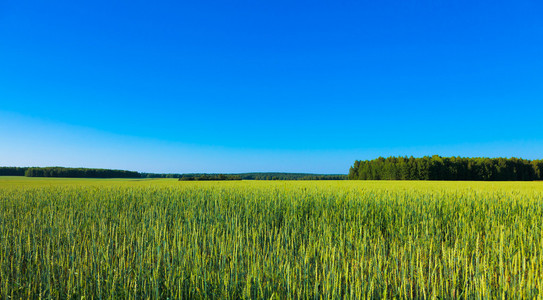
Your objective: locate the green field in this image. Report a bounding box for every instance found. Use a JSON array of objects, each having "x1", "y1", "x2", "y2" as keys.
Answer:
[{"x1": 1, "y1": 177, "x2": 542, "y2": 298}]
